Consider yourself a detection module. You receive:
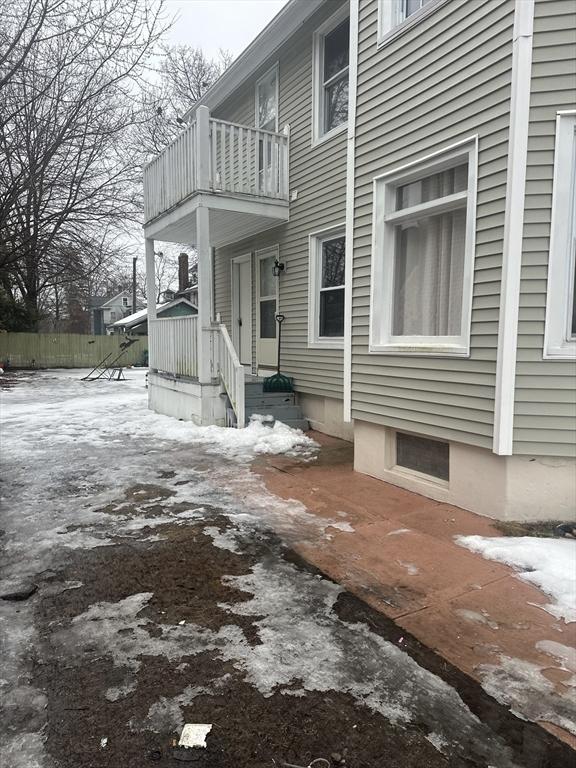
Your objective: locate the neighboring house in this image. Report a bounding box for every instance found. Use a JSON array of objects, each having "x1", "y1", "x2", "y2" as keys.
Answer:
[
  {"x1": 110, "y1": 298, "x2": 197, "y2": 335},
  {"x1": 142, "y1": 0, "x2": 576, "y2": 522},
  {"x1": 90, "y1": 291, "x2": 137, "y2": 335}
]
